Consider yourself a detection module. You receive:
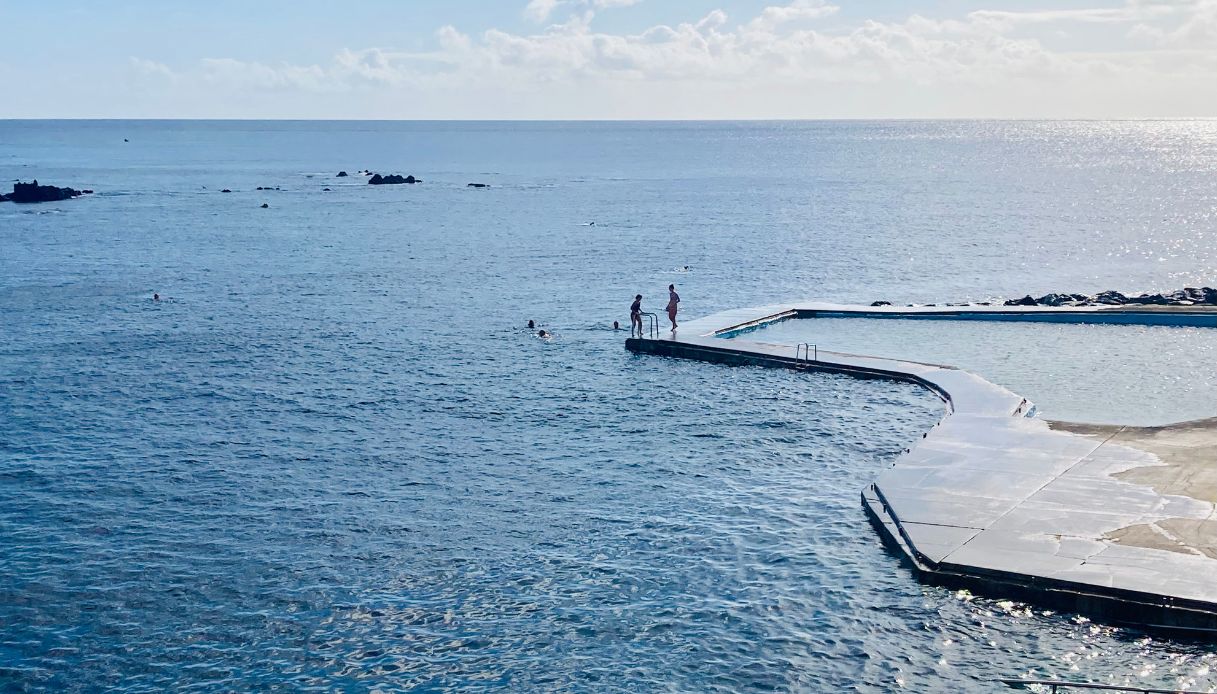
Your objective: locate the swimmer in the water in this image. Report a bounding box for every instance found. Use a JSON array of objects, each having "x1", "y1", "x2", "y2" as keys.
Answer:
[
  {"x1": 528, "y1": 319, "x2": 535, "y2": 329},
  {"x1": 630, "y1": 294, "x2": 642, "y2": 337},
  {"x1": 538, "y1": 329, "x2": 549, "y2": 338},
  {"x1": 613, "y1": 320, "x2": 620, "y2": 330},
  {"x1": 153, "y1": 293, "x2": 160, "y2": 302}
]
